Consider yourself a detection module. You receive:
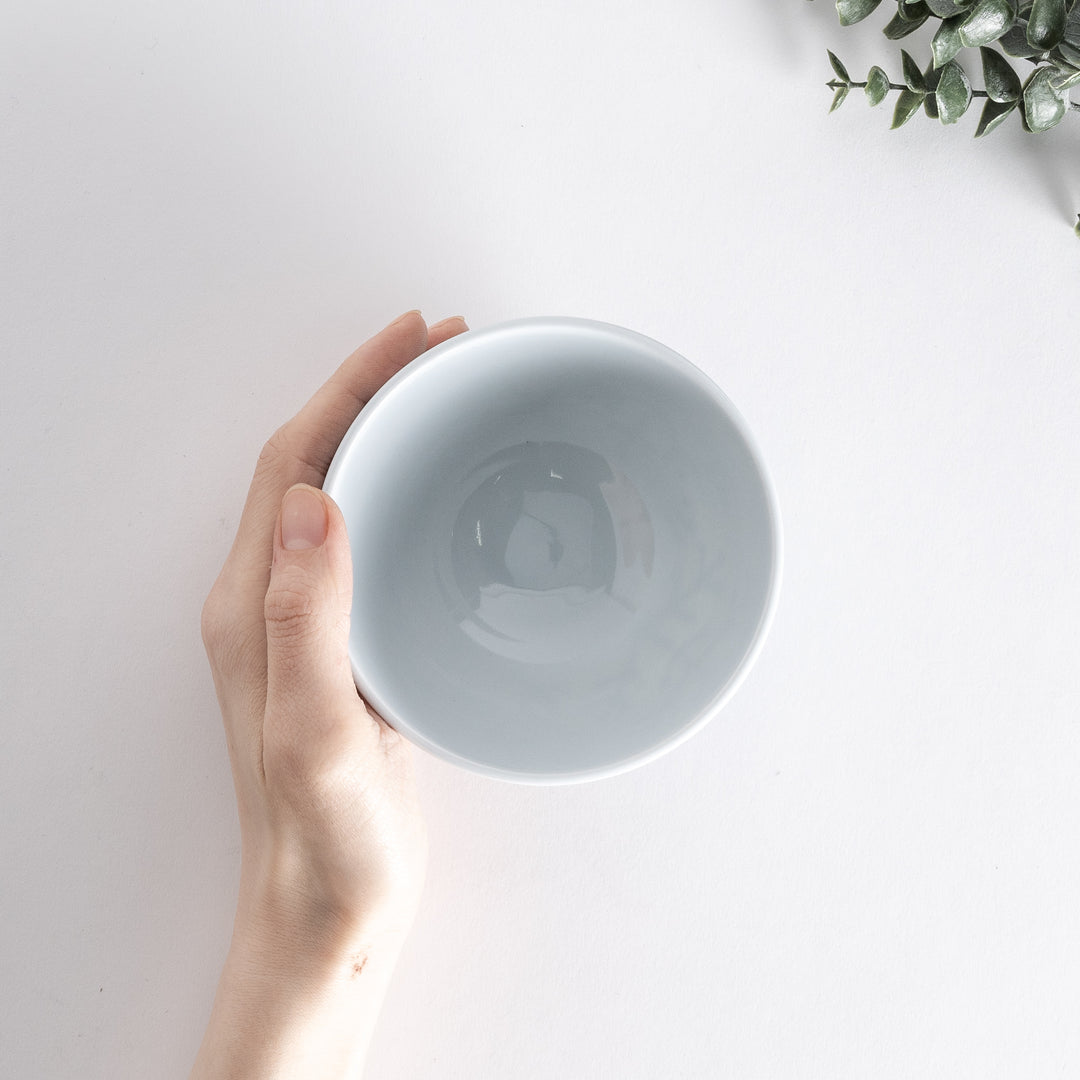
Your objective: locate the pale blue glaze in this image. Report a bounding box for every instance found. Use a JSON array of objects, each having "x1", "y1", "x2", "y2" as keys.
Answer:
[{"x1": 323, "y1": 317, "x2": 781, "y2": 784}]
